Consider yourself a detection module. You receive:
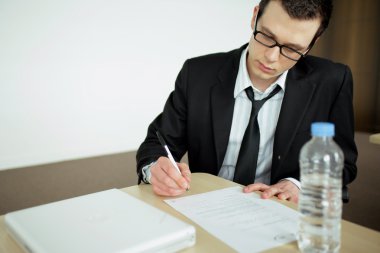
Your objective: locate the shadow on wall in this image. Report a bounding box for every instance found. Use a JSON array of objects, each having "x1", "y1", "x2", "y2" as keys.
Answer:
[{"x1": 343, "y1": 132, "x2": 380, "y2": 231}]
